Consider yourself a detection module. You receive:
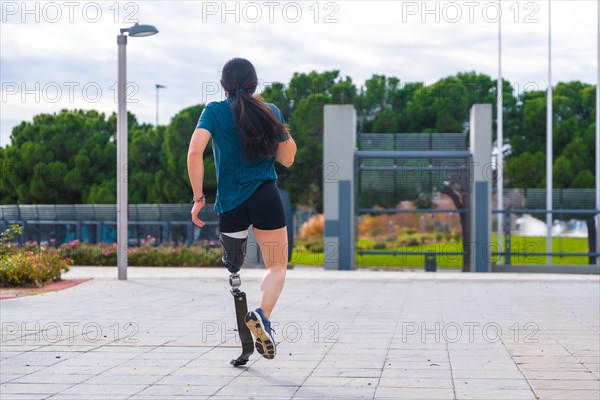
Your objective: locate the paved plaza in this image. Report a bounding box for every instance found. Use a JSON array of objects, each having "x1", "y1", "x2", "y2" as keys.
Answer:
[{"x1": 1, "y1": 266, "x2": 599, "y2": 400}]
